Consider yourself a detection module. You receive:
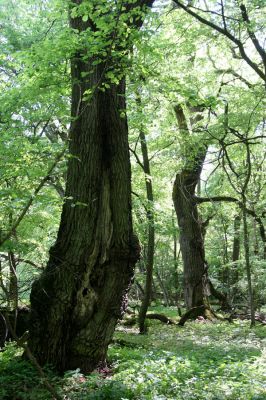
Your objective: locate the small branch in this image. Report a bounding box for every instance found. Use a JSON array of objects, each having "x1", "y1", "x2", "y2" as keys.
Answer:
[
  {"x1": 131, "y1": 191, "x2": 148, "y2": 213},
  {"x1": 148, "y1": 140, "x2": 175, "y2": 162},
  {"x1": 220, "y1": 0, "x2": 227, "y2": 30},
  {"x1": 129, "y1": 147, "x2": 145, "y2": 170},
  {"x1": 172, "y1": 0, "x2": 266, "y2": 82},
  {"x1": 0, "y1": 148, "x2": 66, "y2": 247},
  {"x1": 195, "y1": 195, "x2": 239, "y2": 204},
  {"x1": 239, "y1": 4, "x2": 266, "y2": 71},
  {"x1": 17, "y1": 259, "x2": 43, "y2": 270},
  {"x1": 195, "y1": 195, "x2": 266, "y2": 245}
]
